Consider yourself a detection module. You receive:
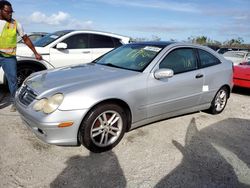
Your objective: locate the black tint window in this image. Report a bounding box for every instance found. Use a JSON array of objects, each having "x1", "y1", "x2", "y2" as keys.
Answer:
[
  {"x1": 62, "y1": 34, "x2": 88, "y2": 49},
  {"x1": 89, "y1": 34, "x2": 114, "y2": 48},
  {"x1": 198, "y1": 49, "x2": 220, "y2": 67},
  {"x1": 112, "y1": 38, "x2": 123, "y2": 48},
  {"x1": 159, "y1": 48, "x2": 197, "y2": 74}
]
